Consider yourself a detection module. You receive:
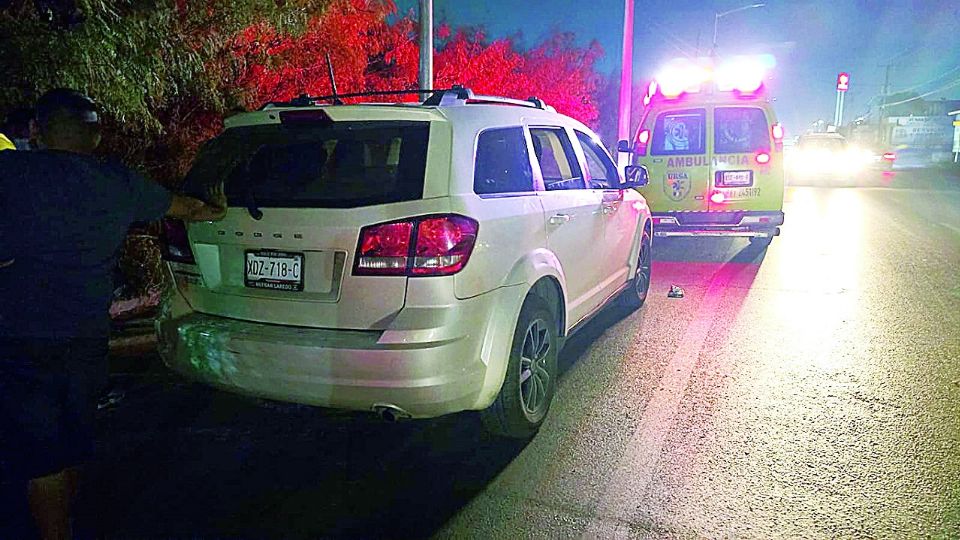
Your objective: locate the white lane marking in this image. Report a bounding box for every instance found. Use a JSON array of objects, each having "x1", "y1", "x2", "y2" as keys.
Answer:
[
  {"x1": 940, "y1": 222, "x2": 960, "y2": 236},
  {"x1": 582, "y1": 270, "x2": 733, "y2": 539}
]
